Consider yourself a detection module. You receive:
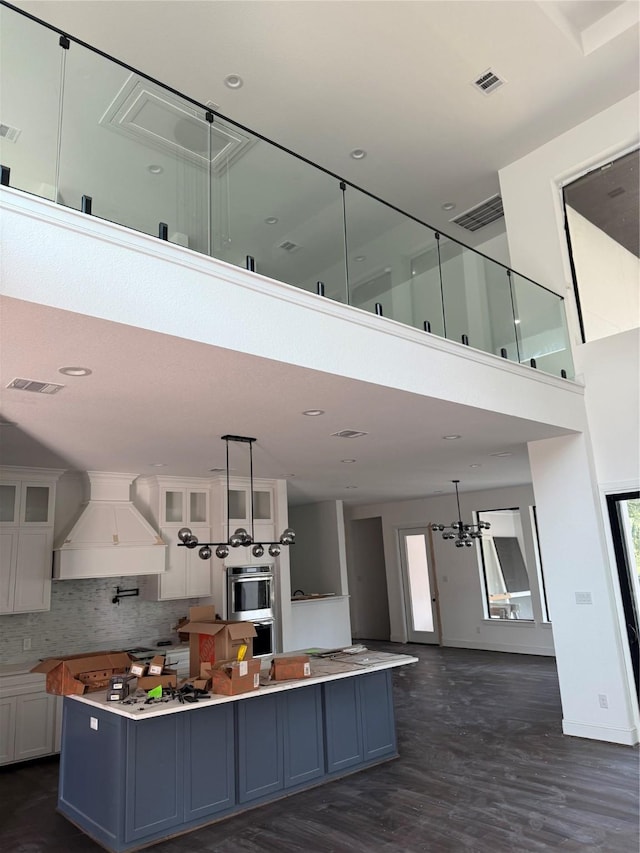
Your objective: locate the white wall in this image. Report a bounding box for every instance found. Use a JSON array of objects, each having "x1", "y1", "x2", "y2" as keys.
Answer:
[
  {"x1": 500, "y1": 94, "x2": 640, "y2": 744},
  {"x1": 288, "y1": 501, "x2": 348, "y2": 595},
  {"x1": 346, "y1": 484, "x2": 555, "y2": 656}
]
